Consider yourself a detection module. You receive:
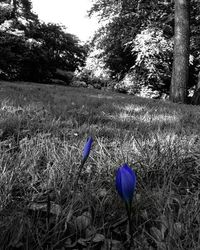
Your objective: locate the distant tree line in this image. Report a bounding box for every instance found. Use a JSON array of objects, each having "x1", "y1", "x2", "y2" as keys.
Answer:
[{"x1": 0, "y1": 0, "x2": 87, "y2": 83}]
